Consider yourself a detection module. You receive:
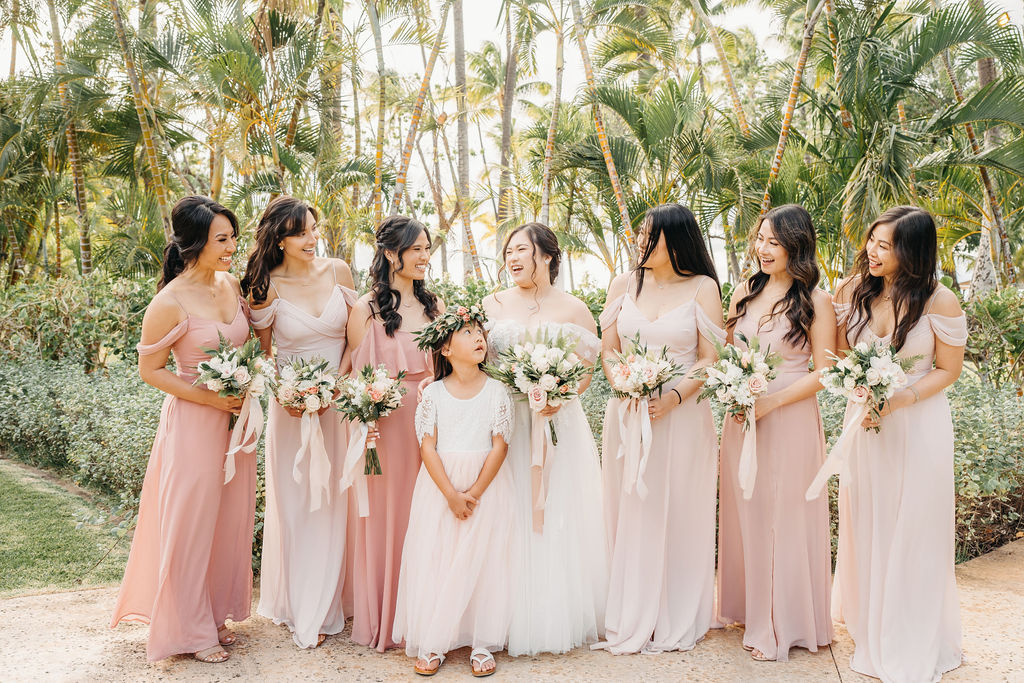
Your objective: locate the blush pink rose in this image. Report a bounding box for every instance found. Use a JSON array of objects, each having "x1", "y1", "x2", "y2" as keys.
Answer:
[
  {"x1": 527, "y1": 385, "x2": 547, "y2": 412},
  {"x1": 850, "y1": 384, "x2": 871, "y2": 404},
  {"x1": 746, "y1": 373, "x2": 768, "y2": 395}
]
